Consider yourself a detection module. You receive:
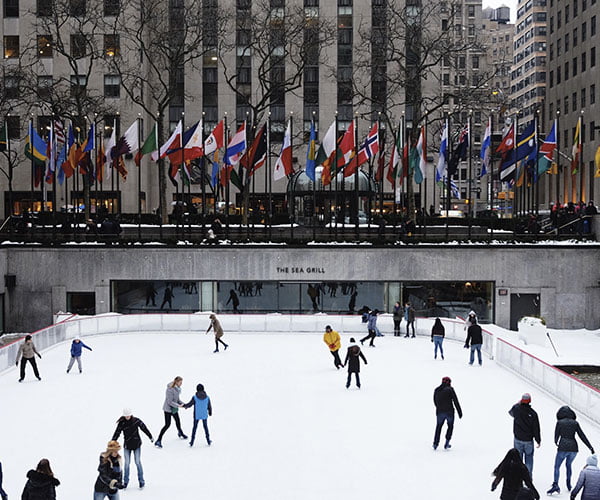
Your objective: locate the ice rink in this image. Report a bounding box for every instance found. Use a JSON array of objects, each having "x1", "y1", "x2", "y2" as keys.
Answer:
[{"x1": 1, "y1": 330, "x2": 599, "y2": 499}]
